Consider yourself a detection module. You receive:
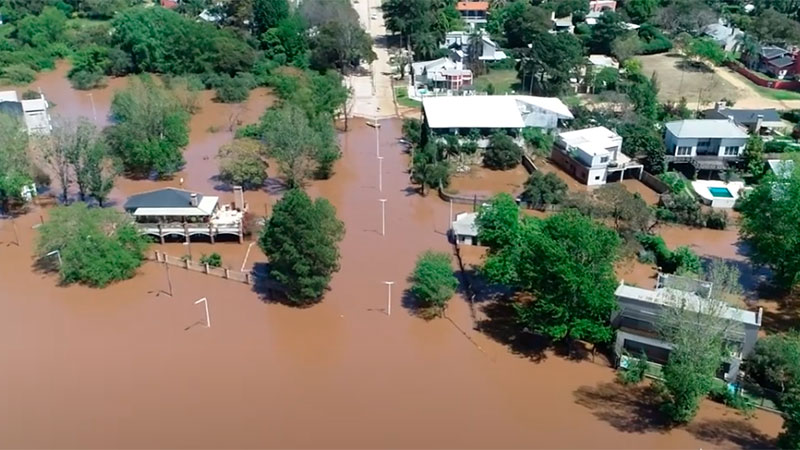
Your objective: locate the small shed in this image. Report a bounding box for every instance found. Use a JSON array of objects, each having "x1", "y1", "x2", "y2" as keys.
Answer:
[{"x1": 451, "y1": 212, "x2": 478, "y2": 245}]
